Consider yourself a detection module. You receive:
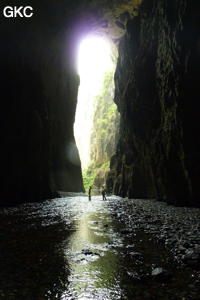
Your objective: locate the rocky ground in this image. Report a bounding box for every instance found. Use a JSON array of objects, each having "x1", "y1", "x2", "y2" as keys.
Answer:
[
  {"x1": 108, "y1": 197, "x2": 200, "y2": 268},
  {"x1": 106, "y1": 197, "x2": 200, "y2": 298}
]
